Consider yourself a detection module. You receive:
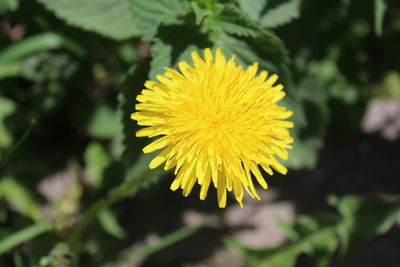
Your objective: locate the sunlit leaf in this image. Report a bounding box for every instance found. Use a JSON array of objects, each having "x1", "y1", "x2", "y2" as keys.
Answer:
[
  {"x1": 84, "y1": 142, "x2": 112, "y2": 188},
  {"x1": 0, "y1": 96, "x2": 16, "y2": 148},
  {"x1": 238, "y1": 0, "x2": 267, "y2": 21},
  {"x1": 214, "y1": 32, "x2": 291, "y2": 87},
  {"x1": 261, "y1": 0, "x2": 303, "y2": 28},
  {"x1": 88, "y1": 104, "x2": 123, "y2": 140},
  {"x1": 0, "y1": 32, "x2": 85, "y2": 63},
  {"x1": 98, "y1": 209, "x2": 126, "y2": 239},
  {"x1": 129, "y1": 0, "x2": 188, "y2": 41},
  {"x1": 0, "y1": 177, "x2": 42, "y2": 221},
  {"x1": 0, "y1": 220, "x2": 52, "y2": 256},
  {"x1": 374, "y1": 0, "x2": 387, "y2": 36},
  {"x1": 205, "y1": 4, "x2": 261, "y2": 37},
  {"x1": 37, "y1": 0, "x2": 140, "y2": 40},
  {"x1": 0, "y1": 0, "x2": 18, "y2": 12}
]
